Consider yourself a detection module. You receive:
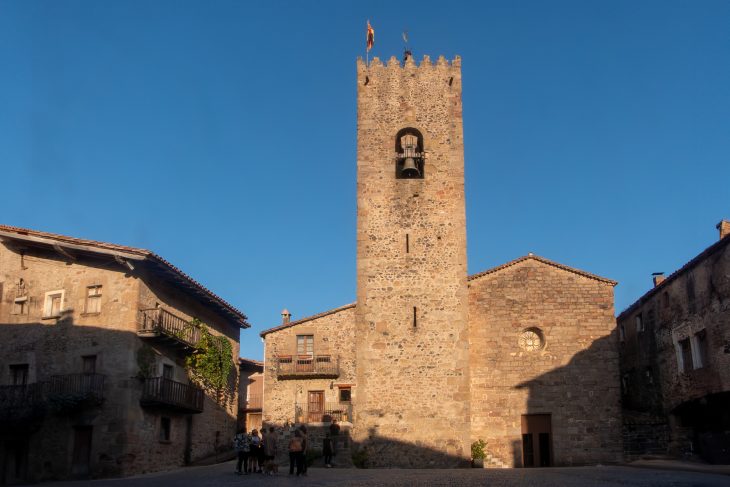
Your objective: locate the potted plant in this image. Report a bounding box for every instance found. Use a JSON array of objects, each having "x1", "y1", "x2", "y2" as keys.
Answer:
[{"x1": 471, "y1": 439, "x2": 487, "y2": 468}]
